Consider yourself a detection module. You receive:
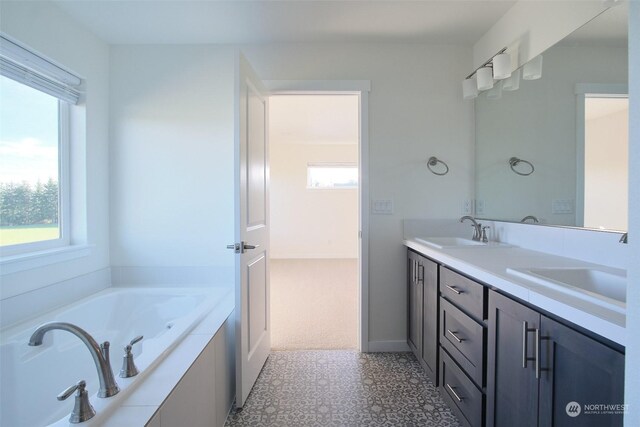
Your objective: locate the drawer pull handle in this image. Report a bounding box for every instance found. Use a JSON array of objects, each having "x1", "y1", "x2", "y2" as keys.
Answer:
[
  {"x1": 445, "y1": 285, "x2": 462, "y2": 295},
  {"x1": 447, "y1": 329, "x2": 464, "y2": 343},
  {"x1": 446, "y1": 383, "x2": 464, "y2": 402}
]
